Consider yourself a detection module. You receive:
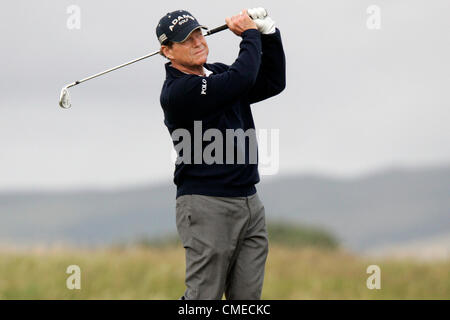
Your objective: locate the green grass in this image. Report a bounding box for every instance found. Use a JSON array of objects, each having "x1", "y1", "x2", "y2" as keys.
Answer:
[
  {"x1": 128, "y1": 221, "x2": 340, "y2": 249},
  {"x1": 267, "y1": 221, "x2": 339, "y2": 249},
  {"x1": 0, "y1": 245, "x2": 448, "y2": 299}
]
